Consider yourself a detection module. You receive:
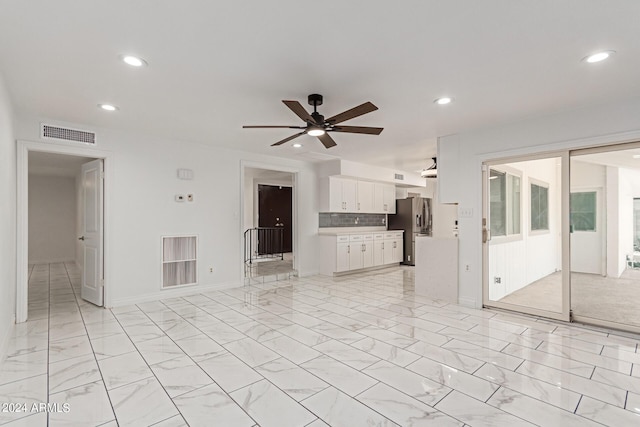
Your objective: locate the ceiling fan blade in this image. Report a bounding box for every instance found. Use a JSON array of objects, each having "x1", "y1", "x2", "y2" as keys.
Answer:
[
  {"x1": 282, "y1": 100, "x2": 314, "y2": 123},
  {"x1": 271, "y1": 131, "x2": 306, "y2": 146},
  {"x1": 243, "y1": 125, "x2": 305, "y2": 129},
  {"x1": 317, "y1": 133, "x2": 337, "y2": 149},
  {"x1": 325, "y1": 101, "x2": 378, "y2": 125},
  {"x1": 331, "y1": 125, "x2": 383, "y2": 135}
]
